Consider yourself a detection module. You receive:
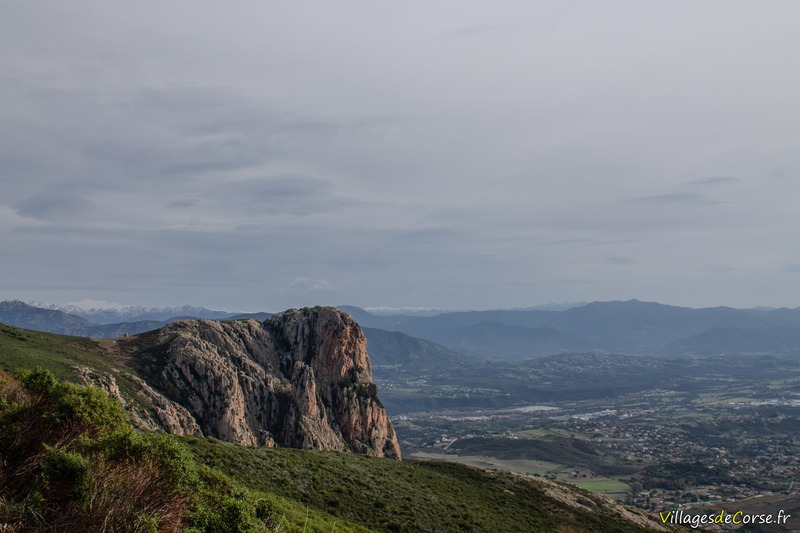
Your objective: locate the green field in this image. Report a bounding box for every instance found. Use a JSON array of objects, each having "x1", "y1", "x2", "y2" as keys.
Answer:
[
  {"x1": 515, "y1": 428, "x2": 552, "y2": 438},
  {"x1": 564, "y1": 478, "x2": 631, "y2": 495},
  {"x1": 407, "y1": 450, "x2": 563, "y2": 476},
  {"x1": 406, "y1": 449, "x2": 632, "y2": 499}
]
